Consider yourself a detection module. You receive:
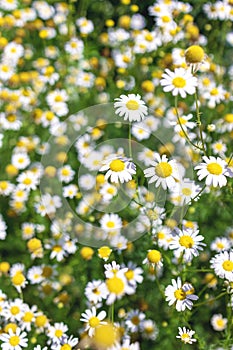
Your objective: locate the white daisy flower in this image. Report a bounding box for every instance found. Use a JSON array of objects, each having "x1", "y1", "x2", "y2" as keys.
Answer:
[
  {"x1": 0, "y1": 327, "x2": 28, "y2": 350},
  {"x1": 169, "y1": 228, "x2": 206, "y2": 262},
  {"x1": 100, "y1": 156, "x2": 136, "y2": 184},
  {"x1": 100, "y1": 213, "x2": 122, "y2": 232},
  {"x1": 210, "y1": 314, "x2": 228, "y2": 331},
  {"x1": 210, "y1": 237, "x2": 231, "y2": 252},
  {"x1": 144, "y1": 154, "x2": 180, "y2": 190},
  {"x1": 84, "y1": 280, "x2": 108, "y2": 304},
  {"x1": 11, "y1": 153, "x2": 30, "y2": 170},
  {"x1": 105, "y1": 272, "x2": 134, "y2": 305},
  {"x1": 165, "y1": 277, "x2": 199, "y2": 312},
  {"x1": 114, "y1": 94, "x2": 148, "y2": 122},
  {"x1": 176, "y1": 327, "x2": 196, "y2": 344},
  {"x1": 80, "y1": 306, "x2": 106, "y2": 337},
  {"x1": 160, "y1": 68, "x2": 198, "y2": 98},
  {"x1": 195, "y1": 156, "x2": 232, "y2": 188},
  {"x1": 210, "y1": 250, "x2": 233, "y2": 282},
  {"x1": 170, "y1": 178, "x2": 202, "y2": 205},
  {"x1": 125, "y1": 309, "x2": 145, "y2": 332}
]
